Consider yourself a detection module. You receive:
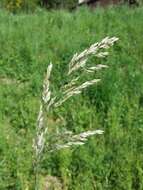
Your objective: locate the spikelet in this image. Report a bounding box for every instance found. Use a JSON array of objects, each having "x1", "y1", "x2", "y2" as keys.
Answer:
[
  {"x1": 51, "y1": 130, "x2": 104, "y2": 151},
  {"x1": 68, "y1": 37, "x2": 118, "y2": 74},
  {"x1": 33, "y1": 63, "x2": 53, "y2": 158}
]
